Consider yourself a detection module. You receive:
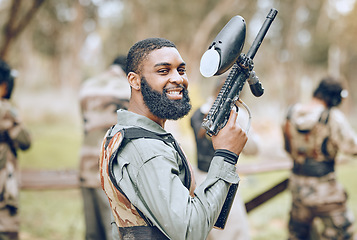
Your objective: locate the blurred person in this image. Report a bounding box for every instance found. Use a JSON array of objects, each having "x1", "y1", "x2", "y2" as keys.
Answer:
[
  {"x1": 190, "y1": 77, "x2": 260, "y2": 240},
  {"x1": 100, "y1": 37, "x2": 248, "y2": 239},
  {"x1": 78, "y1": 55, "x2": 130, "y2": 240},
  {"x1": 0, "y1": 59, "x2": 31, "y2": 240},
  {"x1": 282, "y1": 77, "x2": 357, "y2": 240}
]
